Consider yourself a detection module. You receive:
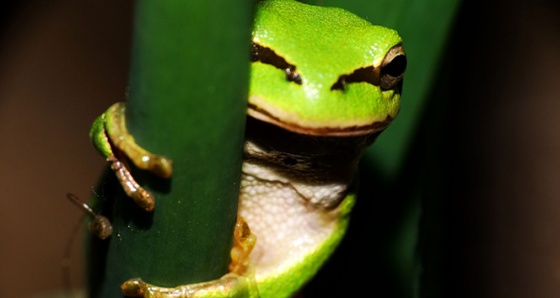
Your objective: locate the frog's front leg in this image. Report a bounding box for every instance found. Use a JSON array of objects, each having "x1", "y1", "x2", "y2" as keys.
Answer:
[
  {"x1": 121, "y1": 217, "x2": 258, "y2": 298},
  {"x1": 90, "y1": 102, "x2": 172, "y2": 211}
]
